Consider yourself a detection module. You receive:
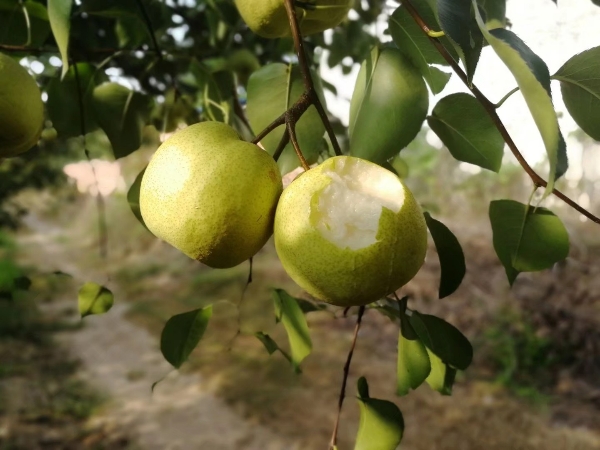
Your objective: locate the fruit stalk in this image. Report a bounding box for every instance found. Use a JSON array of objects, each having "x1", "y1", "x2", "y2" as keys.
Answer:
[
  {"x1": 402, "y1": 0, "x2": 600, "y2": 225},
  {"x1": 329, "y1": 306, "x2": 366, "y2": 450}
]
